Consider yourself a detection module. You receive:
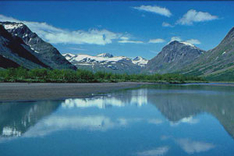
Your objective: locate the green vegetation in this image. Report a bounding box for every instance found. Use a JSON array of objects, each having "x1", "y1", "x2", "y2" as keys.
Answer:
[
  {"x1": 205, "y1": 68, "x2": 234, "y2": 81},
  {"x1": 0, "y1": 67, "x2": 205, "y2": 83}
]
